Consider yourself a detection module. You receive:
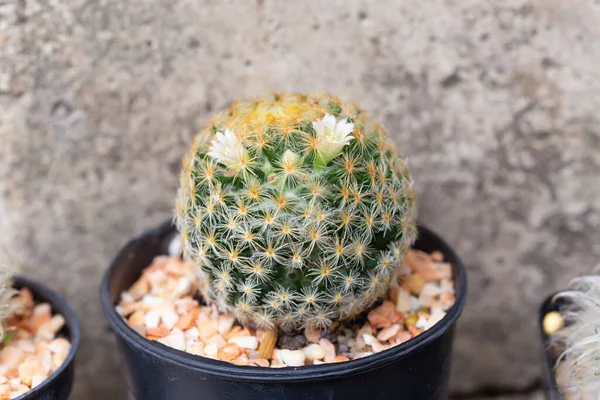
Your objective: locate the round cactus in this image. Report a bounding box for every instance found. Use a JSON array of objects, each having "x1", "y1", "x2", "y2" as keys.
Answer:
[
  {"x1": 554, "y1": 275, "x2": 600, "y2": 398},
  {"x1": 176, "y1": 93, "x2": 416, "y2": 331}
]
